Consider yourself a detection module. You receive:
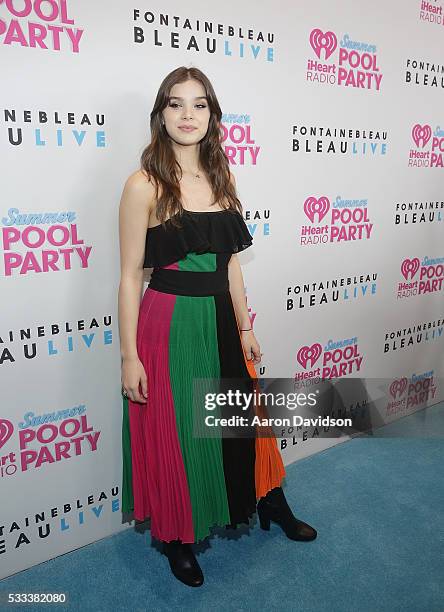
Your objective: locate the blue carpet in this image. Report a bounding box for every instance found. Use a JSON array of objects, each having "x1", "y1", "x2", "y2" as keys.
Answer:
[{"x1": 2, "y1": 402, "x2": 443, "y2": 612}]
